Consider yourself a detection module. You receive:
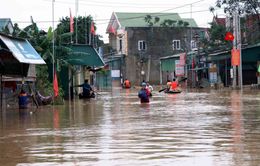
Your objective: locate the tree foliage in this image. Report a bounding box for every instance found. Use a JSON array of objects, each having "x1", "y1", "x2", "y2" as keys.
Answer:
[
  {"x1": 56, "y1": 16, "x2": 104, "y2": 46},
  {"x1": 1, "y1": 14, "x2": 104, "y2": 100},
  {"x1": 144, "y1": 15, "x2": 189, "y2": 28},
  {"x1": 216, "y1": 0, "x2": 260, "y2": 16}
]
